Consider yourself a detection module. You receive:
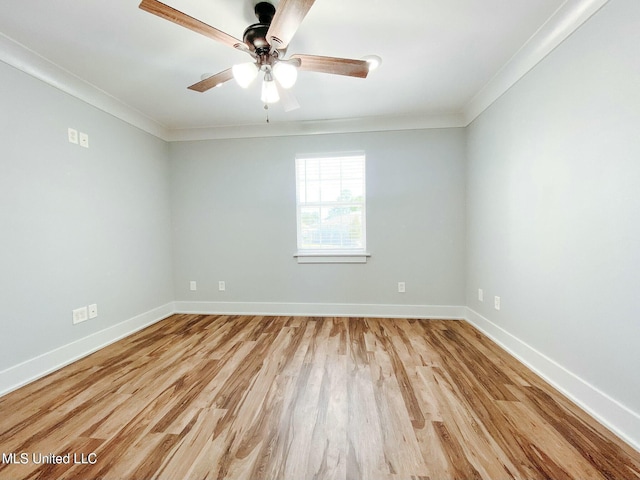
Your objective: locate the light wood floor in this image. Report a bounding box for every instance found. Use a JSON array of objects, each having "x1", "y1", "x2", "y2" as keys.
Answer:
[{"x1": 1, "y1": 315, "x2": 638, "y2": 480}]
